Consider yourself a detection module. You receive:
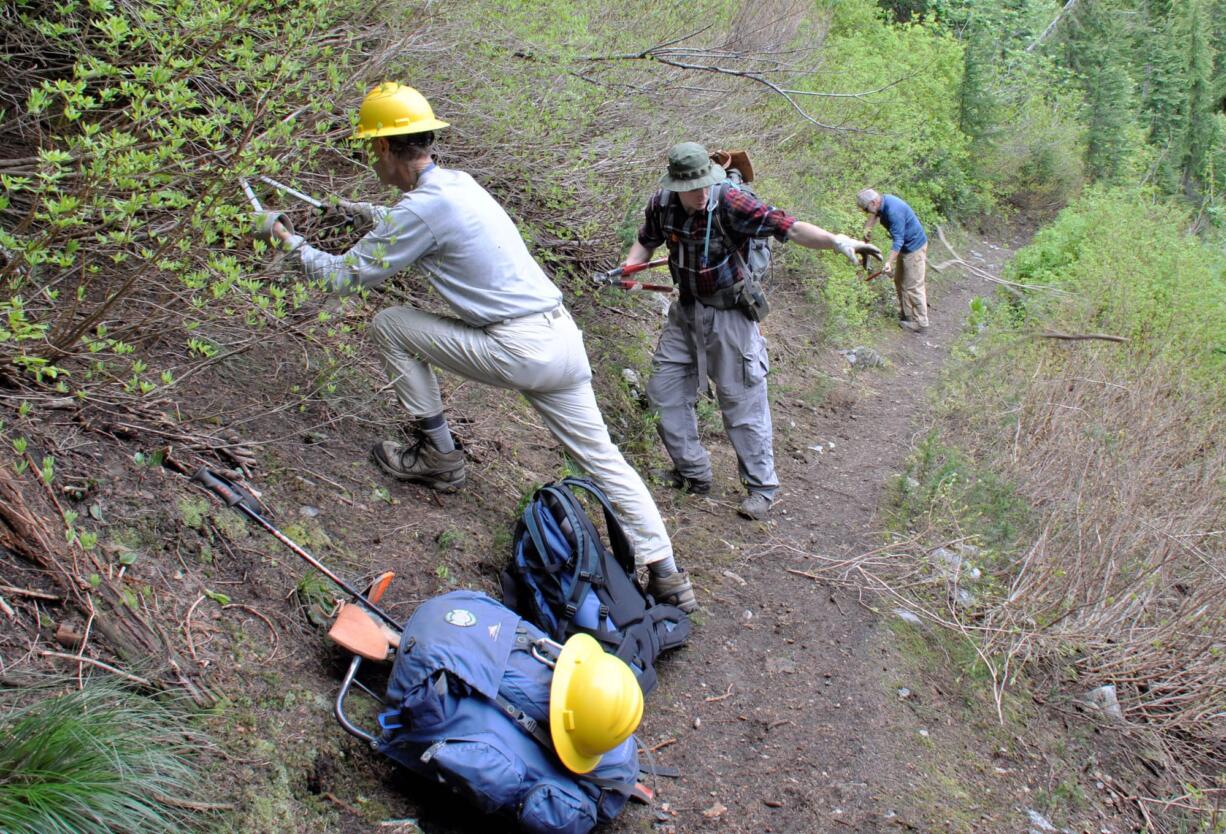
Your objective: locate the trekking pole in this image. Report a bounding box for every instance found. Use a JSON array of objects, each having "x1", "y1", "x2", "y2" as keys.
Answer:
[
  {"x1": 593, "y1": 258, "x2": 674, "y2": 293},
  {"x1": 164, "y1": 453, "x2": 402, "y2": 630}
]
